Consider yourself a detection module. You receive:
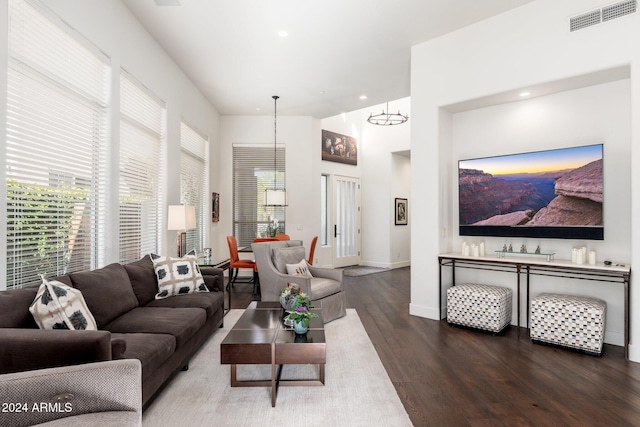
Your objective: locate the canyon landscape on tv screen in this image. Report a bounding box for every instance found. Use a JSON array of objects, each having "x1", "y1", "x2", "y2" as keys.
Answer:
[{"x1": 458, "y1": 144, "x2": 604, "y2": 240}]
